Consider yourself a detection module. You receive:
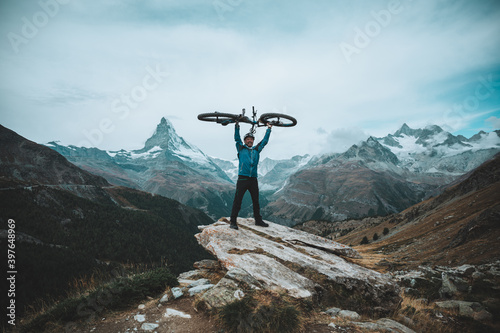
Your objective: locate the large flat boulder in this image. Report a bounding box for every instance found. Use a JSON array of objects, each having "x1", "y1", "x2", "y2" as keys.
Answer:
[{"x1": 195, "y1": 218, "x2": 401, "y2": 316}]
